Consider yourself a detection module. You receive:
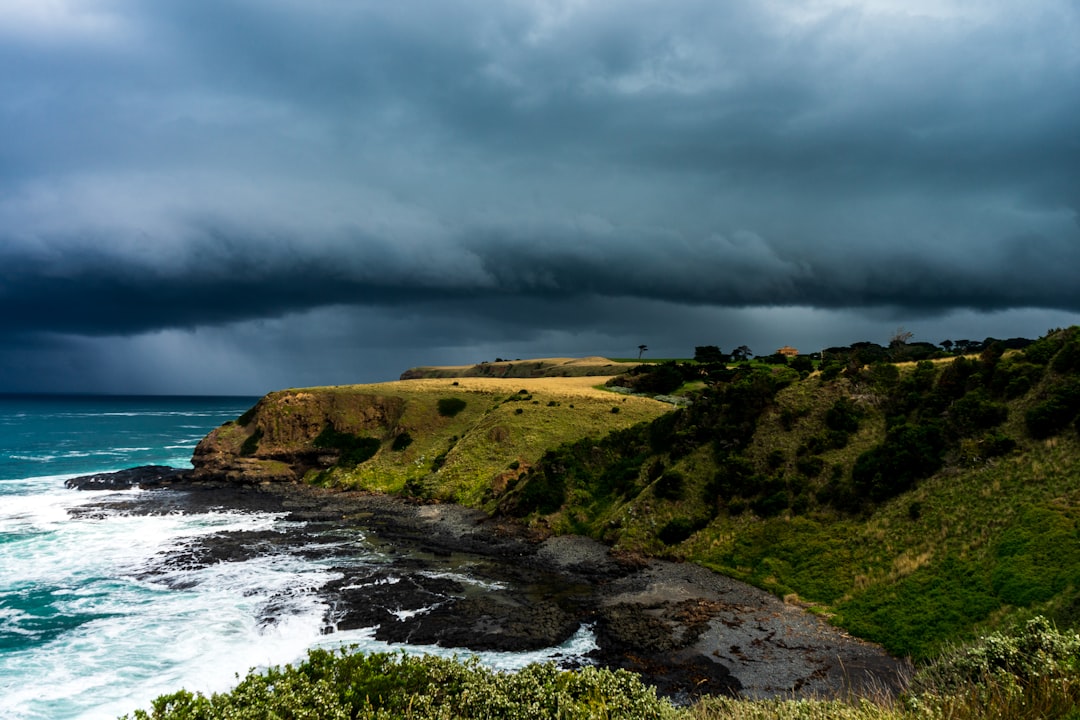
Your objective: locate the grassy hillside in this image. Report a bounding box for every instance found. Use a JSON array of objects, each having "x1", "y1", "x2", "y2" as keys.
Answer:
[
  {"x1": 501, "y1": 328, "x2": 1080, "y2": 659},
  {"x1": 196, "y1": 329, "x2": 1080, "y2": 659},
  {"x1": 195, "y1": 375, "x2": 673, "y2": 508},
  {"x1": 399, "y1": 356, "x2": 636, "y2": 380},
  {"x1": 331, "y1": 377, "x2": 672, "y2": 506}
]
